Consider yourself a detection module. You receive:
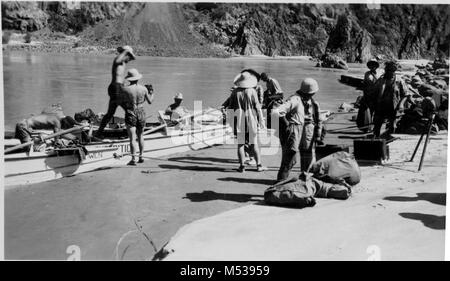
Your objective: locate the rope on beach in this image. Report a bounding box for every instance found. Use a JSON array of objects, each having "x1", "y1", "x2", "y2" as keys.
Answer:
[
  {"x1": 114, "y1": 230, "x2": 138, "y2": 260},
  {"x1": 134, "y1": 219, "x2": 159, "y2": 254}
]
